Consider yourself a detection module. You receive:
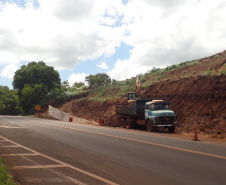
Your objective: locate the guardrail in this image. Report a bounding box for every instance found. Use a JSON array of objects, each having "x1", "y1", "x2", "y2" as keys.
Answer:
[{"x1": 48, "y1": 105, "x2": 97, "y2": 125}]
